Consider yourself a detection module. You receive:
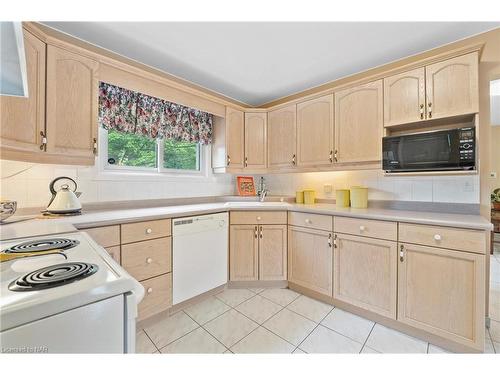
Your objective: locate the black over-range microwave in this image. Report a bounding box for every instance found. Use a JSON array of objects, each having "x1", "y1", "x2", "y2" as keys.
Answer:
[{"x1": 382, "y1": 127, "x2": 476, "y2": 173}]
